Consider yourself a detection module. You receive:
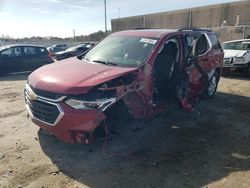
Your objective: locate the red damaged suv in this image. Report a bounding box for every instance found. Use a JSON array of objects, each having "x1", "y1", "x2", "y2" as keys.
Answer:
[{"x1": 24, "y1": 29, "x2": 224, "y2": 144}]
